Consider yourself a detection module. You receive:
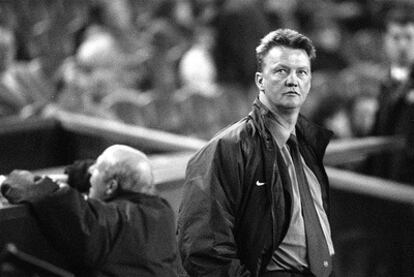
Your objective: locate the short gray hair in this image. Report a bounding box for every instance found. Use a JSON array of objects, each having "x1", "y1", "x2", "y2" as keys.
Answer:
[
  {"x1": 102, "y1": 160, "x2": 155, "y2": 195},
  {"x1": 256, "y1": 28, "x2": 316, "y2": 72}
]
